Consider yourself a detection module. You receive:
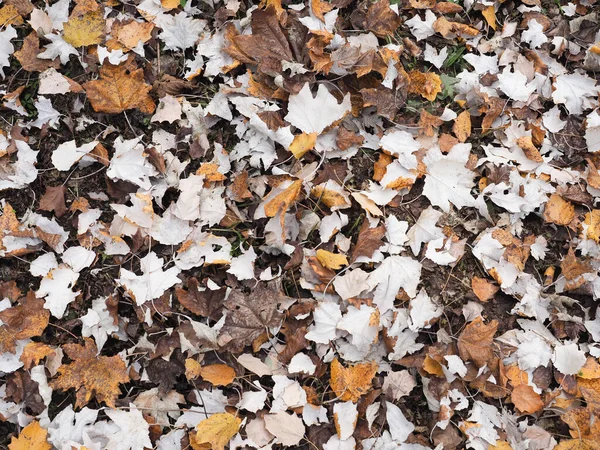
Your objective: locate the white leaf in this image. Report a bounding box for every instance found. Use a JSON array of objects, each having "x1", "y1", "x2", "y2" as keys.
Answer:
[
  {"x1": 237, "y1": 389, "x2": 268, "y2": 413},
  {"x1": 552, "y1": 72, "x2": 599, "y2": 115},
  {"x1": 379, "y1": 130, "x2": 419, "y2": 169},
  {"x1": 227, "y1": 245, "x2": 257, "y2": 280},
  {"x1": 369, "y1": 256, "x2": 422, "y2": 313},
  {"x1": 553, "y1": 342, "x2": 586, "y2": 375},
  {"x1": 337, "y1": 305, "x2": 379, "y2": 354},
  {"x1": 324, "y1": 435, "x2": 356, "y2": 450},
  {"x1": 0, "y1": 26, "x2": 17, "y2": 78},
  {"x1": 382, "y1": 371, "x2": 416, "y2": 400},
  {"x1": 39, "y1": 68, "x2": 74, "y2": 95},
  {"x1": 385, "y1": 401, "x2": 414, "y2": 443},
  {"x1": 405, "y1": 10, "x2": 435, "y2": 41},
  {"x1": 151, "y1": 95, "x2": 183, "y2": 123},
  {"x1": 305, "y1": 302, "x2": 342, "y2": 343},
  {"x1": 107, "y1": 136, "x2": 158, "y2": 190},
  {"x1": 288, "y1": 353, "x2": 316, "y2": 375},
  {"x1": 0, "y1": 140, "x2": 39, "y2": 190},
  {"x1": 521, "y1": 19, "x2": 548, "y2": 48},
  {"x1": 81, "y1": 297, "x2": 118, "y2": 352},
  {"x1": 496, "y1": 67, "x2": 536, "y2": 102},
  {"x1": 423, "y1": 44, "x2": 448, "y2": 69},
  {"x1": 52, "y1": 140, "x2": 99, "y2": 171},
  {"x1": 333, "y1": 401, "x2": 358, "y2": 440},
  {"x1": 264, "y1": 411, "x2": 305, "y2": 446},
  {"x1": 408, "y1": 289, "x2": 442, "y2": 331},
  {"x1": 284, "y1": 83, "x2": 351, "y2": 134},
  {"x1": 36, "y1": 267, "x2": 80, "y2": 318},
  {"x1": 30, "y1": 252, "x2": 58, "y2": 277},
  {"x1": 30, "y1": 96, "x2": 61, "y2": 129},
  {"x1": 159, "y1": 12, "x2": 206, "y2": 51},
  {"x1": 237, "y1": 354, "x2": 273, "y2": 377},
  {"x1": 104, "y1": 405, "x2": 152, "y2": 450},
  {"x1": 38, "y1": 33, "x2": 78, "y2": 65},
  {"x1": 62, "y1": 246, "x2": 96, "y2": 272}
]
